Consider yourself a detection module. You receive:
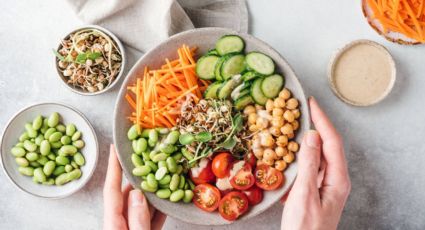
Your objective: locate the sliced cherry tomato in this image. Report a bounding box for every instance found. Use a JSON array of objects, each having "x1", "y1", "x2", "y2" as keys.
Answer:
[
  {"x1": 193, "y1": 184, "x2": 221, "y2": 212},
  {"x1": 254, "y1": 164, "x2": 284, "y2": 191},
  {"x1": 244, "y1": 152, "x2": 257, "y2": 168},
  {"x1": 218, "y1": 191, "x2": 249, "y2": 221},
  {"x1": 230, "y1": 162, "x2": 255, "y2": 190},
  {"x1": 190, "y1": 159, "x2": 216, "y2": 185},
  {"x1": 243, "y1": 185, "x2": 263, "y2": 206},
  {"x1": 212, "y1": 152, "x2": 234, "y2": 178}
]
